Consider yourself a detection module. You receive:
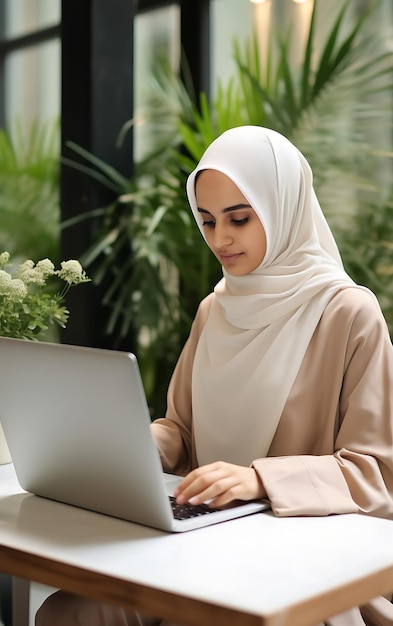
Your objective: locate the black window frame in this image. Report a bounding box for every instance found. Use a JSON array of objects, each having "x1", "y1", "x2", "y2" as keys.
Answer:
[{"x1": 0, "y1": 0, "x2": 211, "y2": 348}]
